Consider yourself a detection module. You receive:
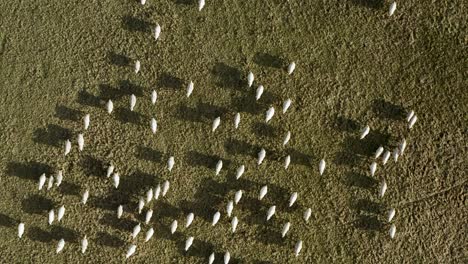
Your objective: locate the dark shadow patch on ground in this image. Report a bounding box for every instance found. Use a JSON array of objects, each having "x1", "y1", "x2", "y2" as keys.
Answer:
[
  {"x1": 0, "y1": 213, "x2": 16, "y2": 227},
  {"x1": 287, "y1": 148, "x2": 313, "y2": 167},
  {"x1": 211, "y1": 63, "x2": 246, "y2": 90},
  {"x1": 157, "y1": 73, "x2": 184, "y2": 90},
  {"x1": 55, "y1": 105, "x2": 83, "y2": 121},
  {"x1": 32, "y1": 124, "x2": 72, "y2": 147},
  {"x1": 114, "y1": 107, "x2": 143, "y2": 124},
  {"x1": 342, "y1": 171, "x2": 378, "y2": 189},
  {"x1": 251, "y1": 225, "x2": 283, "y2": 245},
  {"x1": 6, "y1": 161, "x2": 52, "y2": 181},
  {"x1": 335, "y1": 131, "x2": 391, "y2": 167},
  {"x1": 185, "y1": 151, "x2": 230, "y2": 169},
  {"x1": 352, "y1": 199, "x2": 384, "y2": 214},
  {"x1": 59, "y1": 181, "x2": 81, "y2": 196},
  {"x1": 179, "y1": 178, "x2": 228, "y2": 222},
  {"x1": 179, "y1": 239, "x2": 214, "y2": 258},
  {"x1": 251, "y1": 122, "x2": 278, "y2": 138},
  {"x1": 50, "y1": 226, "x2": 80, "y2": 243},
  {"x1": 98, "y1": 213, "x2": 137, "y2": 232},
  {"x1": 372, "y1": 99, "x2": 406, "y2": 120},
  {"x1": 95, "y1": 231, "x2": 126, "y2": 248},
  {"x1": 253, "y1": 52, "x2": 285, "y2": 68},
  {"x1": 333, "y1": 116, "x2": 360, "y2": 132},
  {"x1": 136, "y1": 146, "x2": 162, "y2": 162},
  {"x1": 231, "y1": 91, "x2": 279, "y2": 115},
  {"x1": 350, "y1": 0, "x2": 384, "y2": 10},
  {"x1": 28, "y1": 226, "x2": 53, "y2": 242},
  {"x1": 174, "y1": 102, "x2": 228, "y2": 123},
  {"x1": 79, "y1": 155, "x2": 106, "y2": 178},
  {"x1": 353, "y1": 215, "x2": 383, "y2": 231},
  {"x1": 77, "y1": 89, "x2": 101, "y2": 107},
  {"x1": 21, "y1": 195, "x2": 55, "y2": 214},
  {"x1": 174, "y1": 0, "x2": 193, "y2": 5},
  {"x1": 108, "y1": 51, "x2": 131, "y2": 66},
  {"x1": 224, "y1": 138, "x2": 257, "y2": 158},
  {"x1": 98, "y1": 81, "x2": 143, "y2": 101},
  {"x1": 122, "y1": 15, "x2": 153, "y2": 32}
]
